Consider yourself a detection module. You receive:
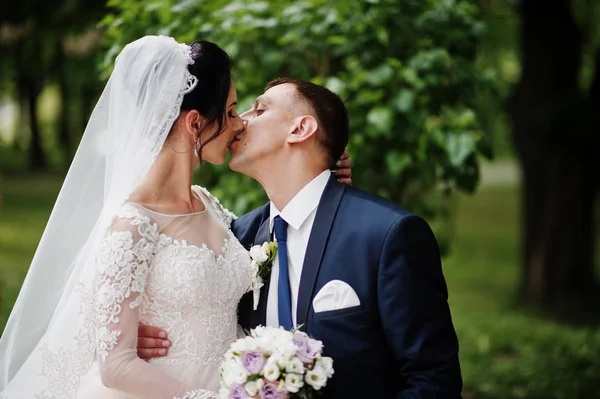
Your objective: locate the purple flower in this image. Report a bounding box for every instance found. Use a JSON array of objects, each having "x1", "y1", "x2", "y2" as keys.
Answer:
[
  {"x1": 259, "y1": 382, "x2": 286, "y2": 399},
  {"x1": 230, "y1": 383, "x2": 250, "y2": 399},
  {"x1": 293, "y1": 333, "x2": 322, "y2": 364},
  {"x1": 241, "y1": 351, "x2": 266, "y2": 375}
]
